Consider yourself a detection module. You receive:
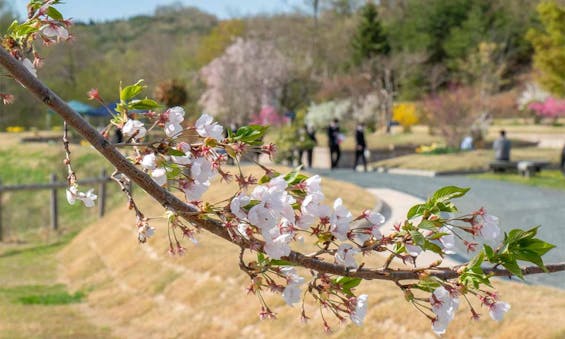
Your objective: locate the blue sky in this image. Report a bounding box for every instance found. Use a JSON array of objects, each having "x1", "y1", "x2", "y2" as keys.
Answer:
[{"x1": 12, "y1": 0, "x2": 306, "y2": 22}]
